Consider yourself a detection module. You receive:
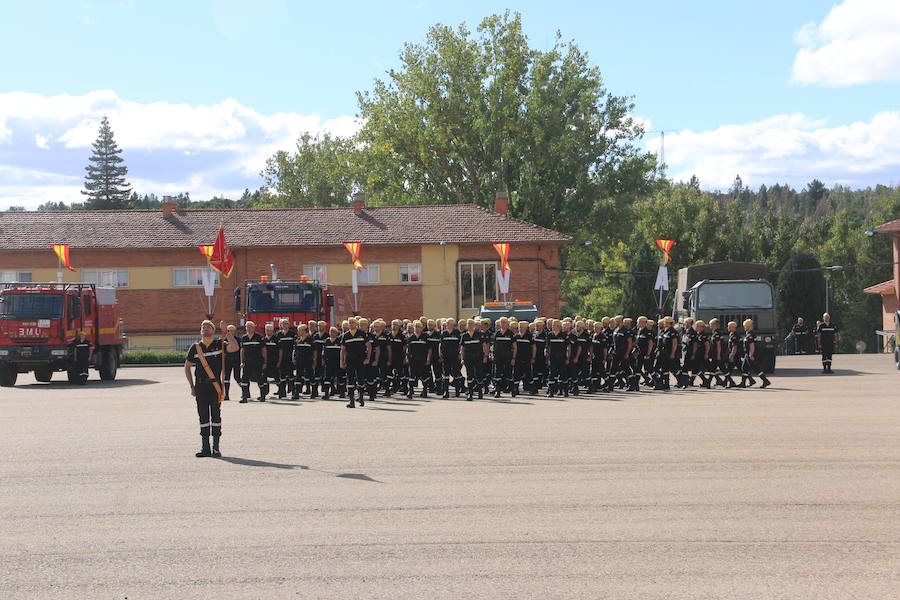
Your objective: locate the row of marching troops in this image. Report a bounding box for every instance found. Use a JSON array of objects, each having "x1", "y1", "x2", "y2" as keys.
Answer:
[{"x1": 220, "y1": 313, "x2": 773, "y2": 407}]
